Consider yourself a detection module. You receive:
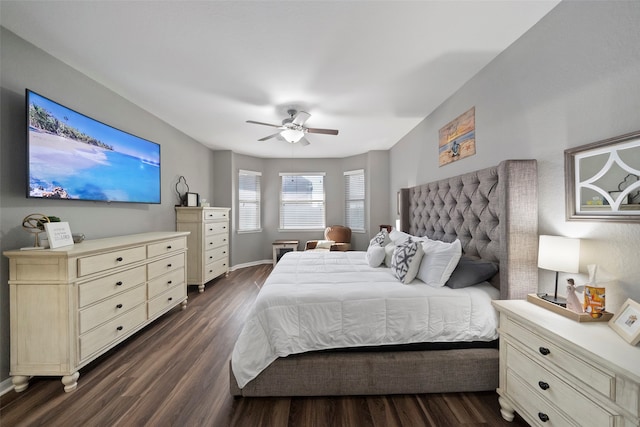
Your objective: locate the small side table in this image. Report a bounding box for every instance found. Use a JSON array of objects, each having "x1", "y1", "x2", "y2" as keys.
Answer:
[{"x1": 272, "y1": 240, "x2": 299, "y2": 266}]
